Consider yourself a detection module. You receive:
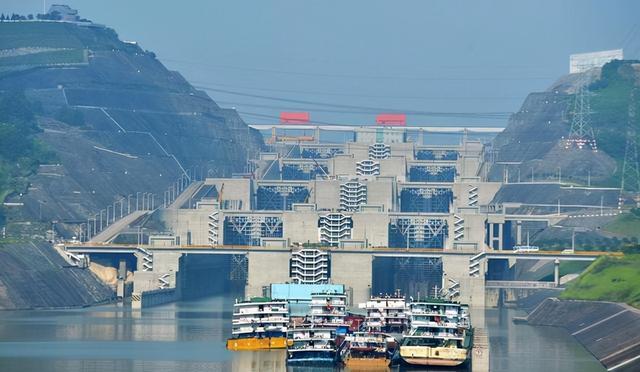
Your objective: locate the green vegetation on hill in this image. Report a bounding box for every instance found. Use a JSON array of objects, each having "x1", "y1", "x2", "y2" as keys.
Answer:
[
  {"x1": 0, "y1": 48, "x2": 86, "y2": 67},
  {"x1": 560, "y1": 254, "x2": 640, "y2": 308},
  {"x1": 604, "y1": 210, "x2": 640, "y2": 238},
  {"x1": 538, "y1": 234, "x2": 638, "y2": 252},
  {"x1": 0, "y1": 22, "x2": 120, "y2": 51},
  {"x1": 589, "y1": 60, "x2": 640, "y2": 189},
  {"x1": 0, "y1": 91, "x2": 56, "y2": 225}
]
